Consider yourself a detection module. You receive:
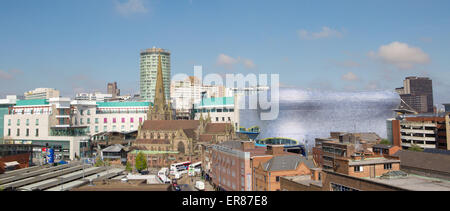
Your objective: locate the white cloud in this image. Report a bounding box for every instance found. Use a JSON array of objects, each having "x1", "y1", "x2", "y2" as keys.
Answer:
[
  {"x1": 216, "y1": 54, "x2": 255, "y2": 70},
  {"x1": 0, "y1": 69, "x2": 22, "y2": 80},
  {"x1": 342, "y1": 72, "x2": 359, "y2": 81},
  {"x1": 115, "y1": 0, "x2": 148, "y2": 16},
  {"x1": 242, "y1": 59, "x2": 256, "y2": 69},
  {"x1": 369, "y1": 41, "x2": 430, "y2": 70},
  {"x1": 217, "y1": 54, "x2": 239, "y2": 69},
  {"x1": 298, "y1": 26, "x2": 343, "y2": 40},
  {"x1": 0, "y1": 70, "x2": 12, "y2": 80}
]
